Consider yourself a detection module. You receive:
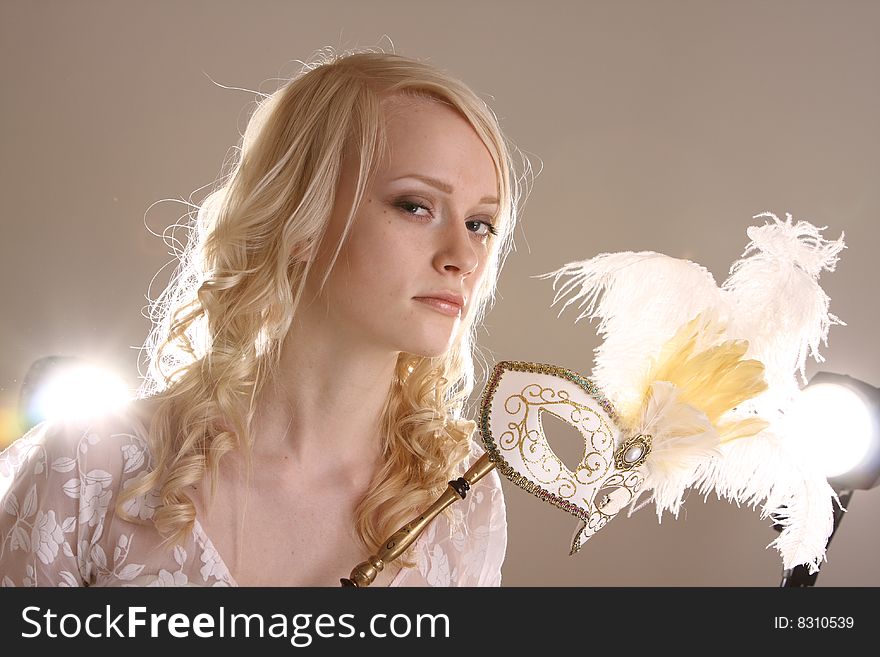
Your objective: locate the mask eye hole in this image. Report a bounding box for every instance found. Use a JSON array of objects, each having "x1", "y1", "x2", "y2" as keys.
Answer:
[{"x1": 539, "y1": 410, "x2": 585, "y2": 472}]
